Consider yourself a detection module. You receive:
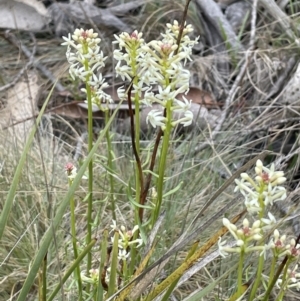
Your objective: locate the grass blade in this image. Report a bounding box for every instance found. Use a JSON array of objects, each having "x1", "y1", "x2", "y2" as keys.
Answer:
[{"x1": 0, "y1": 84, "x2": 55, "y2": 241}]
